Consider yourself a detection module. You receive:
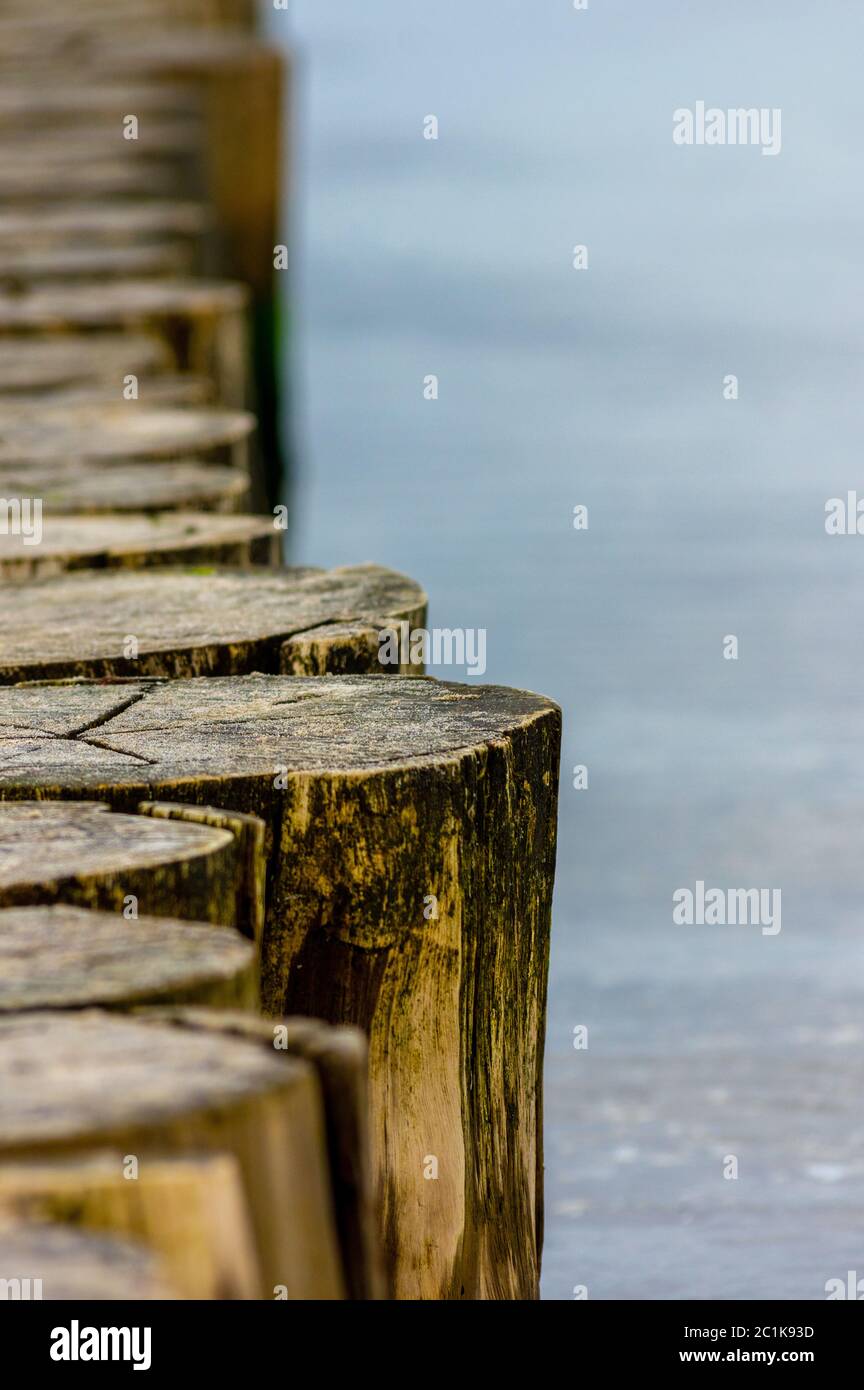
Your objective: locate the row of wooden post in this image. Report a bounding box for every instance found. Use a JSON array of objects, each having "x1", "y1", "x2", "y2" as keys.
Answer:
[{"x1": 0, "y1": 0, "x2": 561, "y2": 1301}]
